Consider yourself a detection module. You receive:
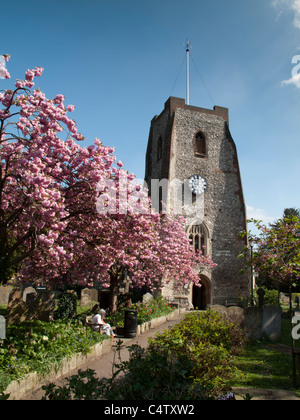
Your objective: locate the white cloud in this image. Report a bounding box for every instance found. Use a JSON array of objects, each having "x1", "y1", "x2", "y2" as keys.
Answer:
[
  {"x1": 281, "y1": 72, "x2": 300, "y2": 88},
  {"x1": 246, "y1": 205, "x2": 277, "y2": 226},
  {"x1": 0, "y1": 56, "x2": 6, "y2": 79},
  {"x1": 272, "y1": 0, "x2": 300, "y2": 28}
]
